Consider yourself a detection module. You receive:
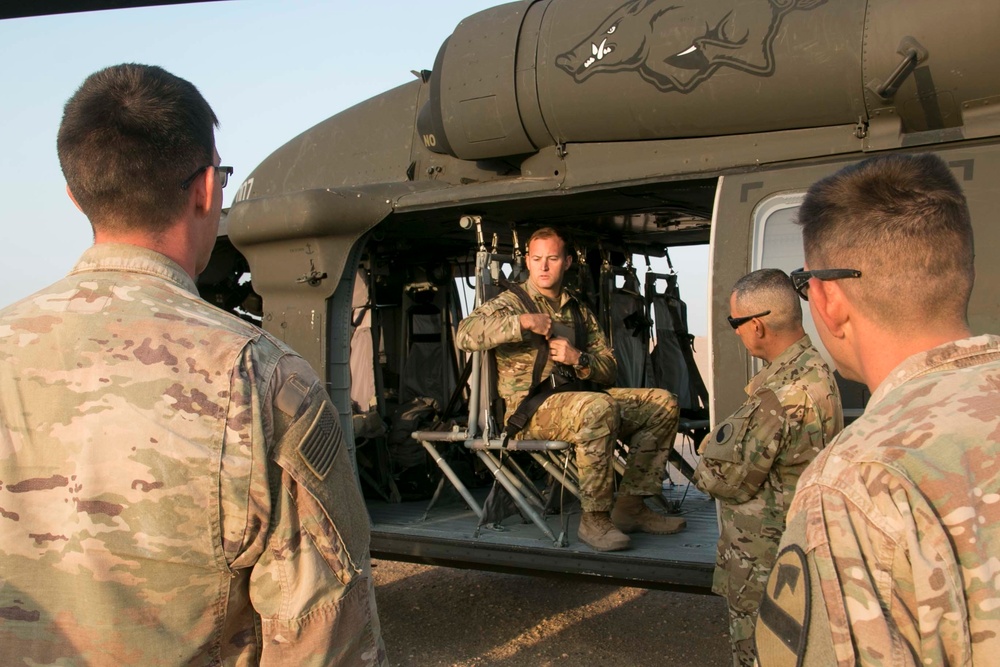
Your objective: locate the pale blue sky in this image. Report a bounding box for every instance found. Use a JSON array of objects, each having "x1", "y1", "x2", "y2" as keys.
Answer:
[
  {"x1": 0, "y1": 0, "x2": 499, "y2": 302},
  {"x1": 0, "y1": 0, "x2": 709, "y2": 334}
]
